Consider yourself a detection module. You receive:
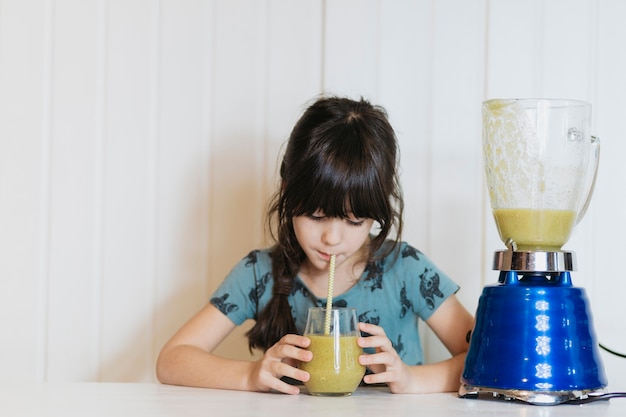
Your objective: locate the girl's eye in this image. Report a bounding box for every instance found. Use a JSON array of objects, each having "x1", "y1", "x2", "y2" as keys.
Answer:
[
  {"x1": 307, "y1": 214, "x2": 325, "y2": 222},
  {"x1": 346, "y1": 218, "x2": 365, "y2": 227}
]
